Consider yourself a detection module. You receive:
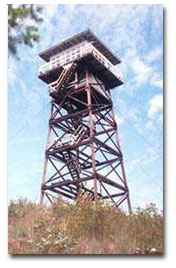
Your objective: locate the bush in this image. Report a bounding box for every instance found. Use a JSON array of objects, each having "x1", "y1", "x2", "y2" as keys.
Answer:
[{"x1": 8, "y1": 198, "x2": 163, "y2": 254}]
